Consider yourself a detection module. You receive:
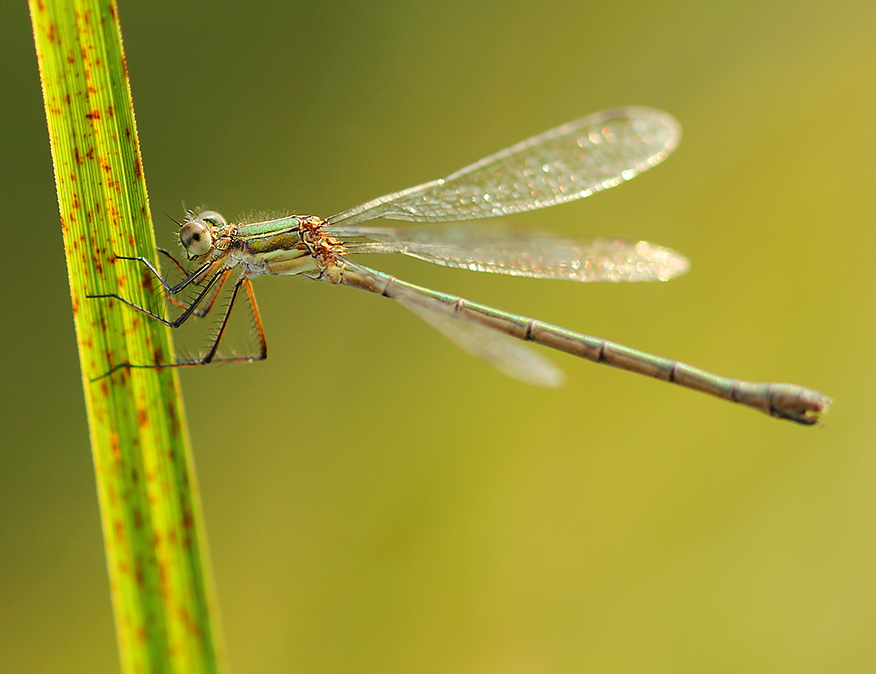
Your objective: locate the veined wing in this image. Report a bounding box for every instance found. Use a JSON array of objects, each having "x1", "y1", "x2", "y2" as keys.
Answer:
[
  {"x1": 397, "y1": 290, "x2": 565, "y2": 388},
  {"x1": 338, "y1": 224, "x2": 690, "y2": 283},
  {"x1": 326, "y1": 107, "x2": 680, "y2": 228},
  {"x1": 342, "y1": 259, "x2": 565, "y2": 388}
]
